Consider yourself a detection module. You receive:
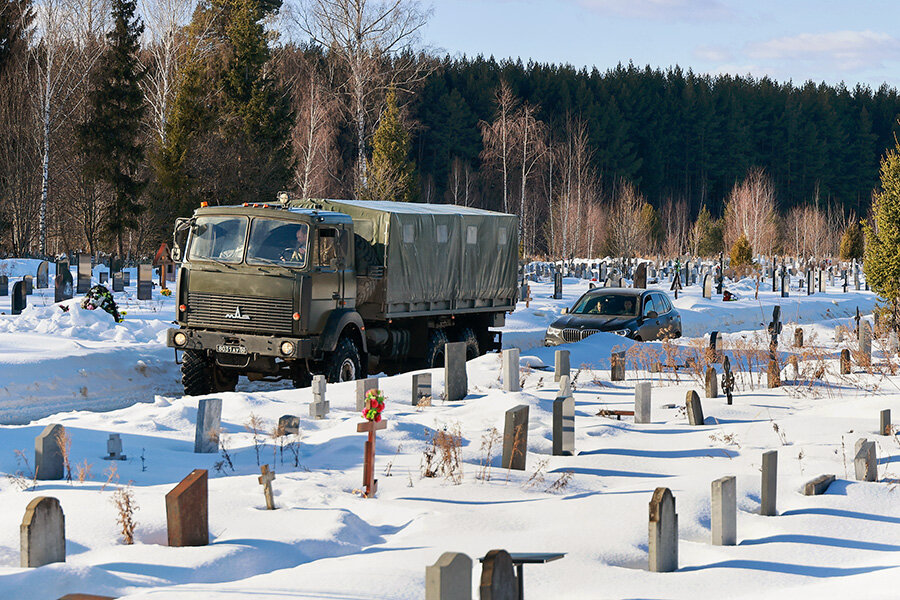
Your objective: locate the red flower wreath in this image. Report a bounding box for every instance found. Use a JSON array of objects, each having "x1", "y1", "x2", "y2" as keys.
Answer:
[{"x1": 362, "y1": 389, "x2": 385, "y2": 422}]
